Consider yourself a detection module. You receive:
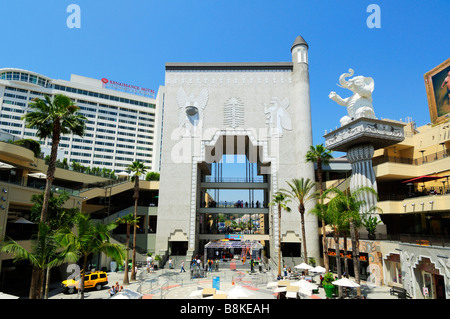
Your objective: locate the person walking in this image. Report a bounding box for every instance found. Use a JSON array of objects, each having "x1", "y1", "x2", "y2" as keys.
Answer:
[{"x1": 180, "y1": 260, "x2": 186, "y2": 272}]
